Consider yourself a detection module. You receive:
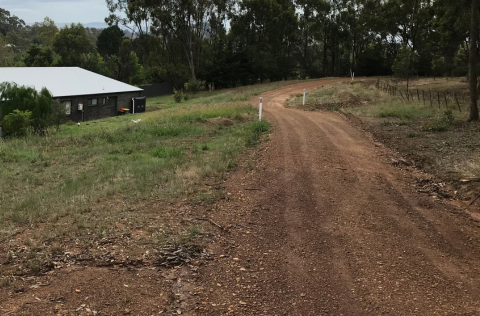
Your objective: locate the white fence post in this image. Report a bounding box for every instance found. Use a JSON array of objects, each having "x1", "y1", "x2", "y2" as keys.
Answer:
[
  {"x1": 259, "y1": 97, "x2": 263, "y2": 121},
  {"x1": 303, "y1": 89, "x2": 306, "y2": 105}
]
